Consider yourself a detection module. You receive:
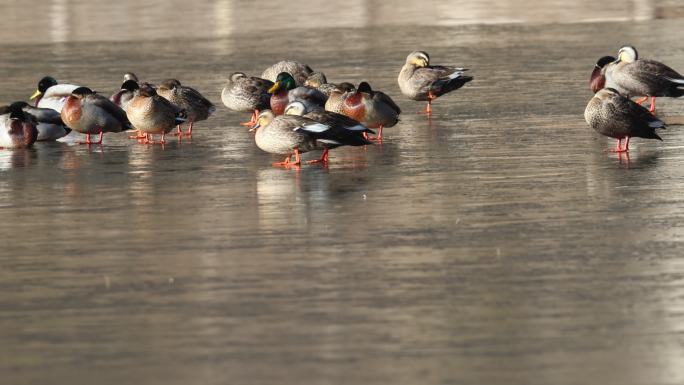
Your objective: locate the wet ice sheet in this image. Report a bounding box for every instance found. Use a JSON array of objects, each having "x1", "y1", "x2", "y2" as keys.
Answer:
[{"x1": 2, "y1": 1, "x2": 684, "y2": 385}]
